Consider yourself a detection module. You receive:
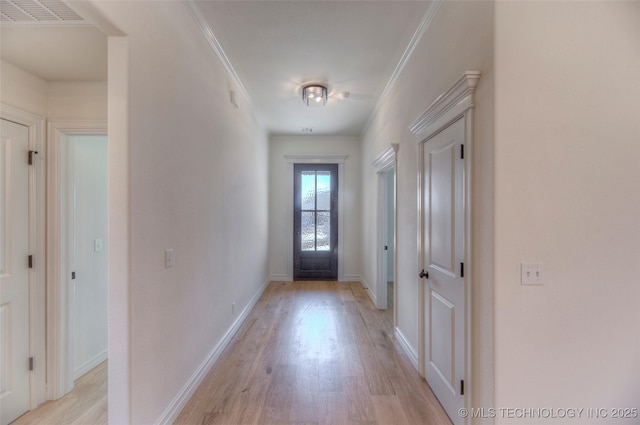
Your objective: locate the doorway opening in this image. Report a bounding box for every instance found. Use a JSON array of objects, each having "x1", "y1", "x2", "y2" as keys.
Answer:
[
  {"x1": 47, "y1": 122, "x2": 108, "y2": 402},
  {"x1": 383, "y1": 169, "x2": 395, "y2": 312},
  {"x1": 373, "y1": 144, "x2": 398, "y2": 322}
]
